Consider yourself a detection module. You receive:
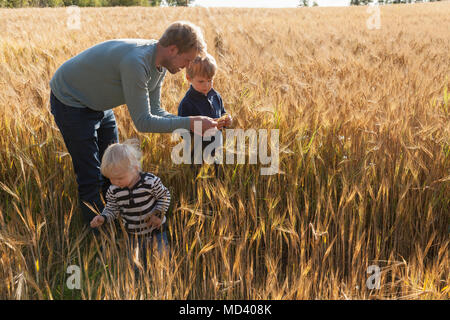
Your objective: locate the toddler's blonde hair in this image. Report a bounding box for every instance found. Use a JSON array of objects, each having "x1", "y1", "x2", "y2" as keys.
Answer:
[
  {"x1": 101, "y1": 139, "x2": 142, "y2": 178},
  {"x1": 186, "y1": 52, "x2": 217, "y2": 79}
]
